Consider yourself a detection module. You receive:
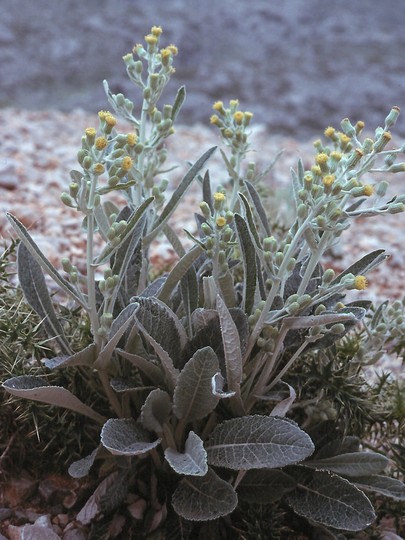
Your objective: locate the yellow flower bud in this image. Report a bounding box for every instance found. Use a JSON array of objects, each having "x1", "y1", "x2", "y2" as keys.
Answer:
[
  {"x1": 167, "y1": 44, "x2": 178, "y2": 55},
  {"x1": 213, "y1": 192, "x2": 226, "y2": 202},
  {"x1": 324, "y1": 126, "x2": 336, "y2": 138},
  {"x1": 354, "y1": 275, "x2": 368, "y2": 290},
  {"x1": 145, "y1": 34, "x2": 158, "y2": 45},
  {"x1": 93, "y1": 163, "x2": 105, "y2": 175},
  {"x1": 127, "y1": 133, "x2": 137, "y2": 146},
  {"x1": 121, "y1": 156, "x2": 133, "y2": 171},
  {"x1": 363, "y1": 184, "x2": 374, "y2": 197},
  {"x1": 323, "y1": 174, "x2": 335, "y2": 187},
  {"x1": 233, "y1": 111, "x2": 244, "y2": 125},
  {"x1": 213, "y1": 101, "x2": 225, "y2": 113},
  {"x1": 151, "y1": 25, "x2": 163, "y2": 37},
  {"x1": 95, "y1": 136, "x2": 108, "y2": 150},
  {"x1": 210, "y1": 114, "x2": 220, "y2": 125},
  {"x1": 105, "y1": 113, "x2": 117, "y2": 127},
  {"x1": 216, "y1": 216, "x2": 227, "y2": 228},
  {"x1": 85, "y1": 127, "x2": 97, "y2": 138}
]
